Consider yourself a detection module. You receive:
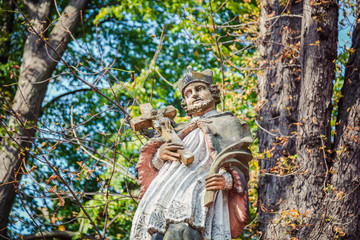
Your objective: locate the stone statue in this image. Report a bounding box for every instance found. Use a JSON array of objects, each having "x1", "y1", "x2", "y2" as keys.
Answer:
[{"x1": 130, "y1": 66, "x2": 253, "y2": 240}]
